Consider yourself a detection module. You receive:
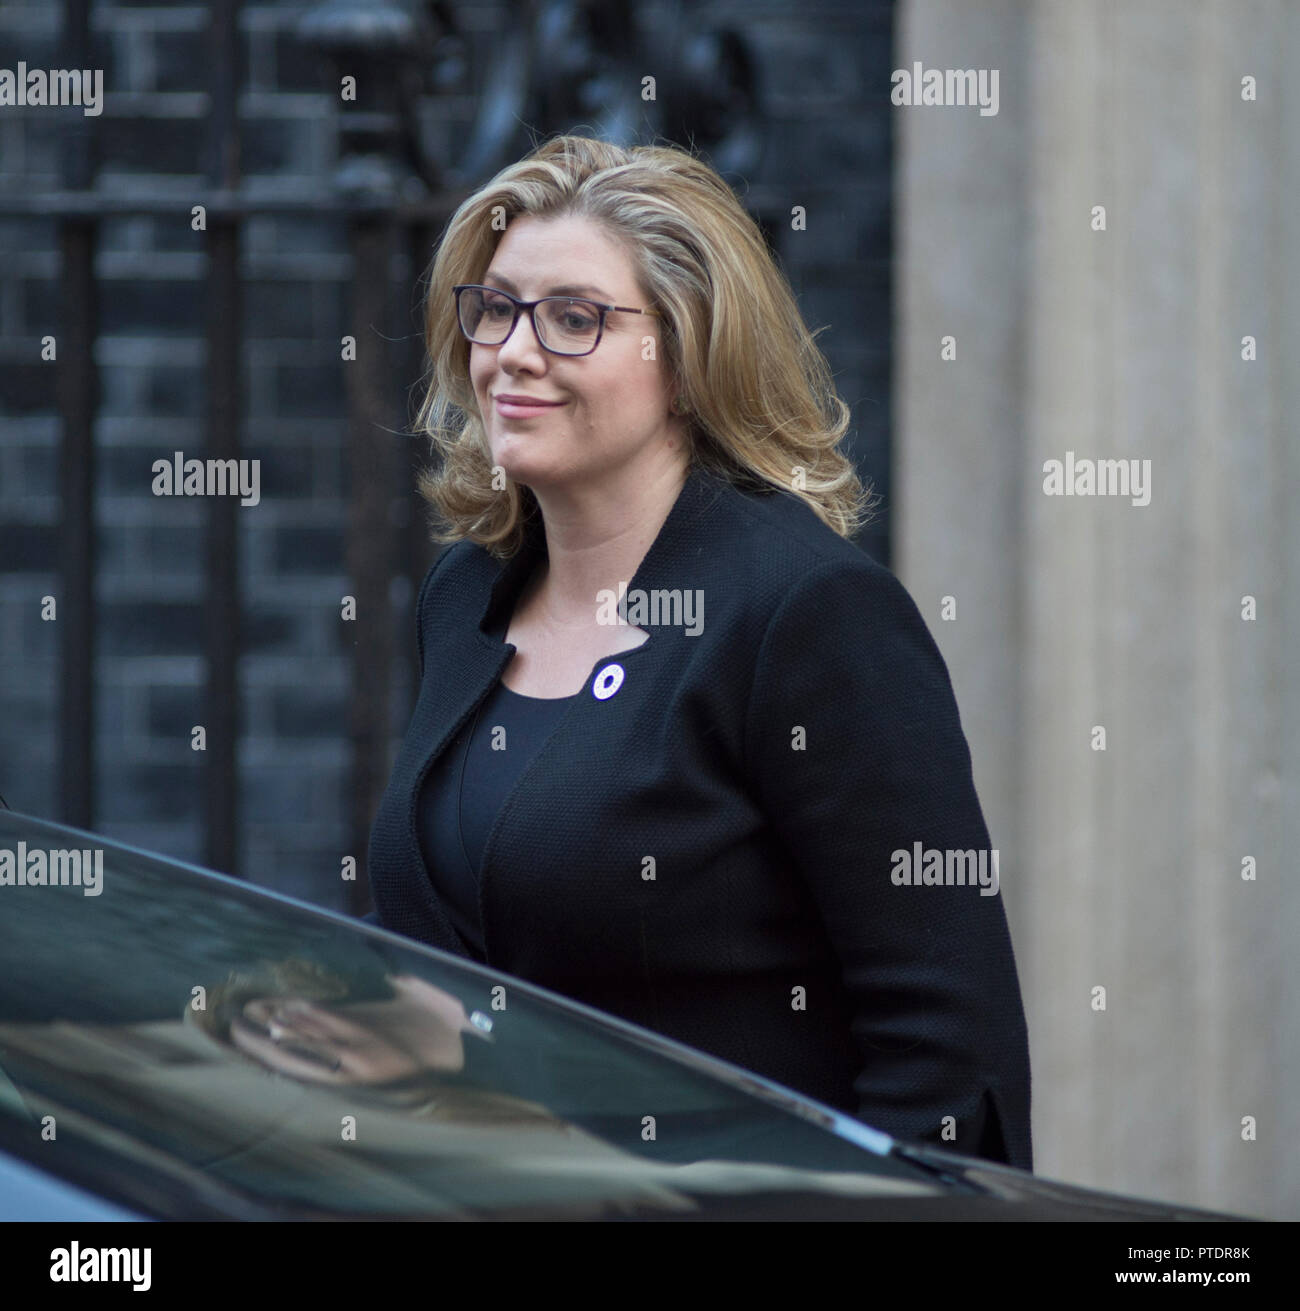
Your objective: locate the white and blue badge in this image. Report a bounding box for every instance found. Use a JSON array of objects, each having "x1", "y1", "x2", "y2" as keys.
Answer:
[{"x1": 592, "y1": 662, "x2": 625, "y2": 700}]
